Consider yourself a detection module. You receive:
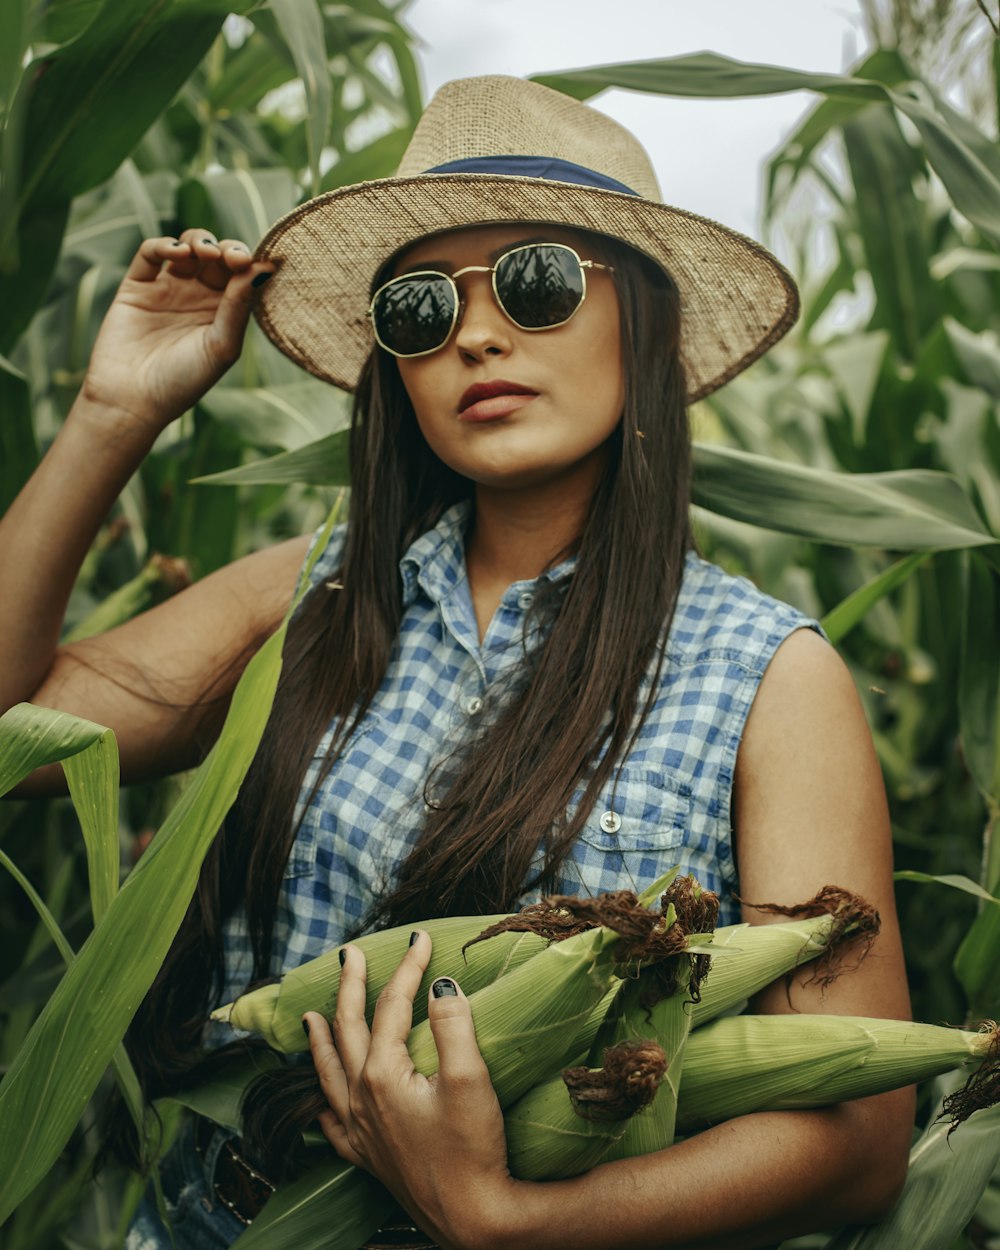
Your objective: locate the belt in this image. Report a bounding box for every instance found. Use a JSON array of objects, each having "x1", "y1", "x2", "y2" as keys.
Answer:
[
  {"x1": 192, "y1": 1116, "x2": 439, "y2": 1247},
  {"x1": 194, "y1": 1116, "x2": 275, "y2": 1226}
]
